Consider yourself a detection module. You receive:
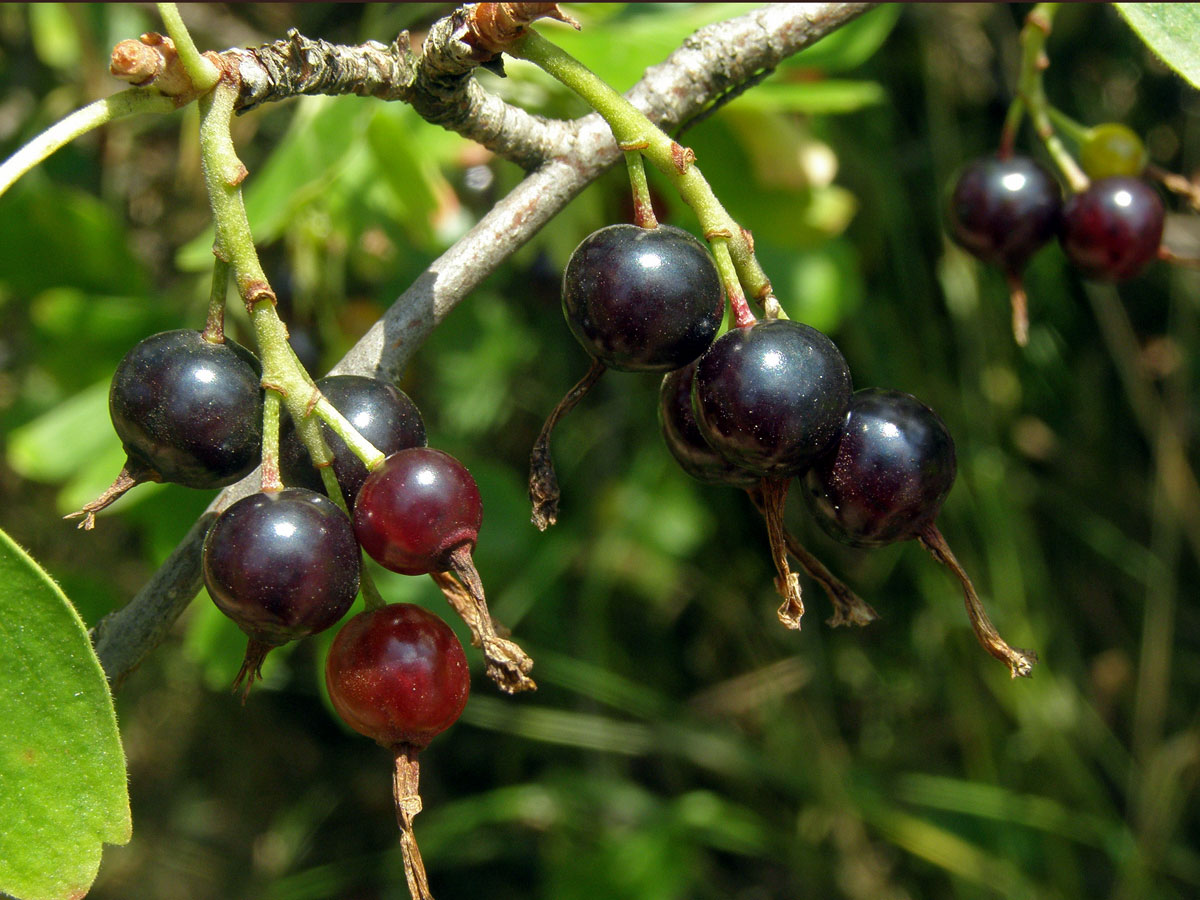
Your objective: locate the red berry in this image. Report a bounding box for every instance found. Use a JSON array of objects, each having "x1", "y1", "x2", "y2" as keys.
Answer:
[
  {"x1": 353, "y1": 448, "x2": 482, "y2": 575},
  {"x1": 325, "y1": 604, "x2": 470, "y2": 749}
]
